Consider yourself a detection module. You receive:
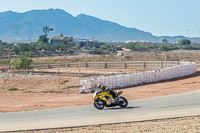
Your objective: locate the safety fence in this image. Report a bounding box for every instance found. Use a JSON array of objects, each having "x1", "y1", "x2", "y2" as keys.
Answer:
[
  {"x1": 32, "y1": 61, "x2": 181, "y2": 69},
  {"x1": 80, "y1": 62, "x2": 197, "y2": 93}
]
